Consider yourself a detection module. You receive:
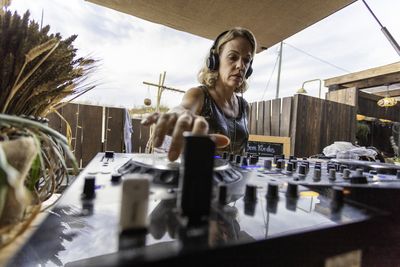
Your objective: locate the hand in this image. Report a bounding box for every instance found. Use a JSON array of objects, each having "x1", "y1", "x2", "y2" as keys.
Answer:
[{"x1": 141, "y1": 112, "x2": 230, "y2": 161}]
